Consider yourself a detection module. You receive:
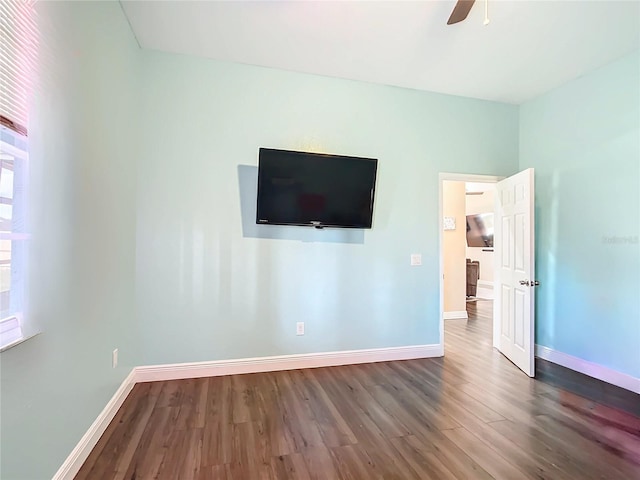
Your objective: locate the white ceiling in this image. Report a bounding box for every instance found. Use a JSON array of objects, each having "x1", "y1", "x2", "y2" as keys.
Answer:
[{"x1": 120, "y1": 0, "x2": 640, "y2": 104}]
